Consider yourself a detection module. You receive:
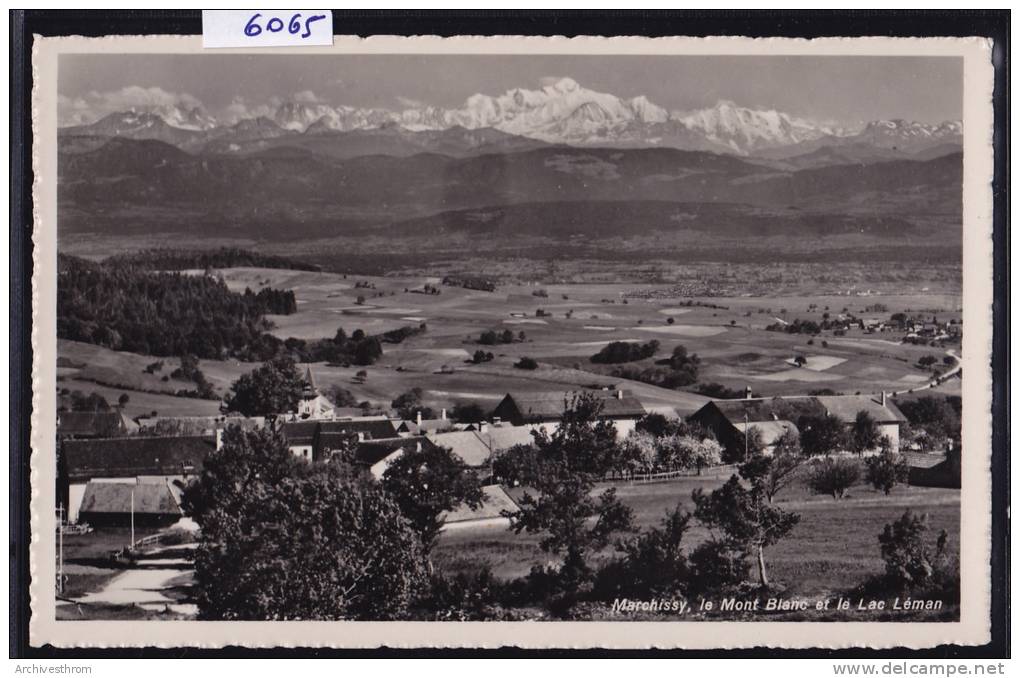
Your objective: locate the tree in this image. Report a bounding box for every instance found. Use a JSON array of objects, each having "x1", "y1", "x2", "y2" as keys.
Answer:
[
  {"x1": 850, "y1": 410, "x2": 882, "y2": 455},
  {"x1": 918, "y1": 355, "x2": 939, "y2": 369},
  {"x1": 657, "y1": 434, "x2": 722, "y2": 474},
  {"x1": 325, "y1": 384, "x2": 358, "y2": 408},
  {"x1": 619, "y1": 430, "x2": 658, "y2": 473},
  {"x1": 184, "y1": 430, "x2": 426, "y2": 620},
  {"x1": 505, "y1": 394, "x2": 634, "y2": 602},
  {"x1": 739, "y1": 429, "x2": 803, "y2": 503},
  {"x1": 692, "y1": 470, "x2": 800, "y2": 588},
  {"x1": 864, "y1": 437, "x2": 909, "y2": 494},
  {"x1": 381, "y1": 445, "x2": 484, "y2": 557},
  {"x1": 799, "y1": 413, "x2": 848, "y2": 456},
  {"x1": 793, "y1": 355, "x2": 808, "y2": 367},
  {"x1": 805, "y1": 457, "x2": 861, "y2": 499},
  {"x1": 117, "y1": 393, "x2": 130, "y2": 408},
  {"x1": 450, "y1": 401, "x2": 487, "y2": 424},
  {"x1": 391, "y1": 387, "x2": 436, "y2": 420},
  {"x1": 222, "y1": 355, "x2": 305, "y2": 417}
]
